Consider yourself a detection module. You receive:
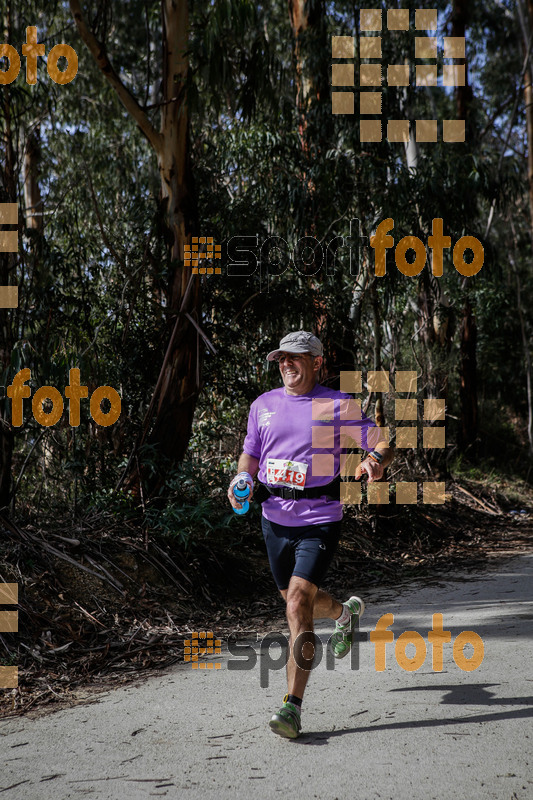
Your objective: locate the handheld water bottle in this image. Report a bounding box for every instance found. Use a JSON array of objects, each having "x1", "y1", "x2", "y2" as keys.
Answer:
[{"x1": 233, "y1": 478, "x2": 250, "y2": 515}]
